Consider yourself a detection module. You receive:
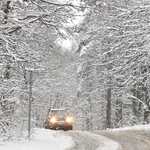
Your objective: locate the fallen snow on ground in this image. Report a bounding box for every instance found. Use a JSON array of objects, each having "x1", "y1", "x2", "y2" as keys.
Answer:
[
  {"x1": 84, "y1": 132, "x2": 119, "y2": 150},
  {"x1": 1, "y1": 124, "x2": 150, "y2": 150},
  {"x1": 0, "y1": 128, "x2": 74, "y2": 150},
  {"x1": 108, "y1": 124, "x2": 150, "y2": 131}
]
